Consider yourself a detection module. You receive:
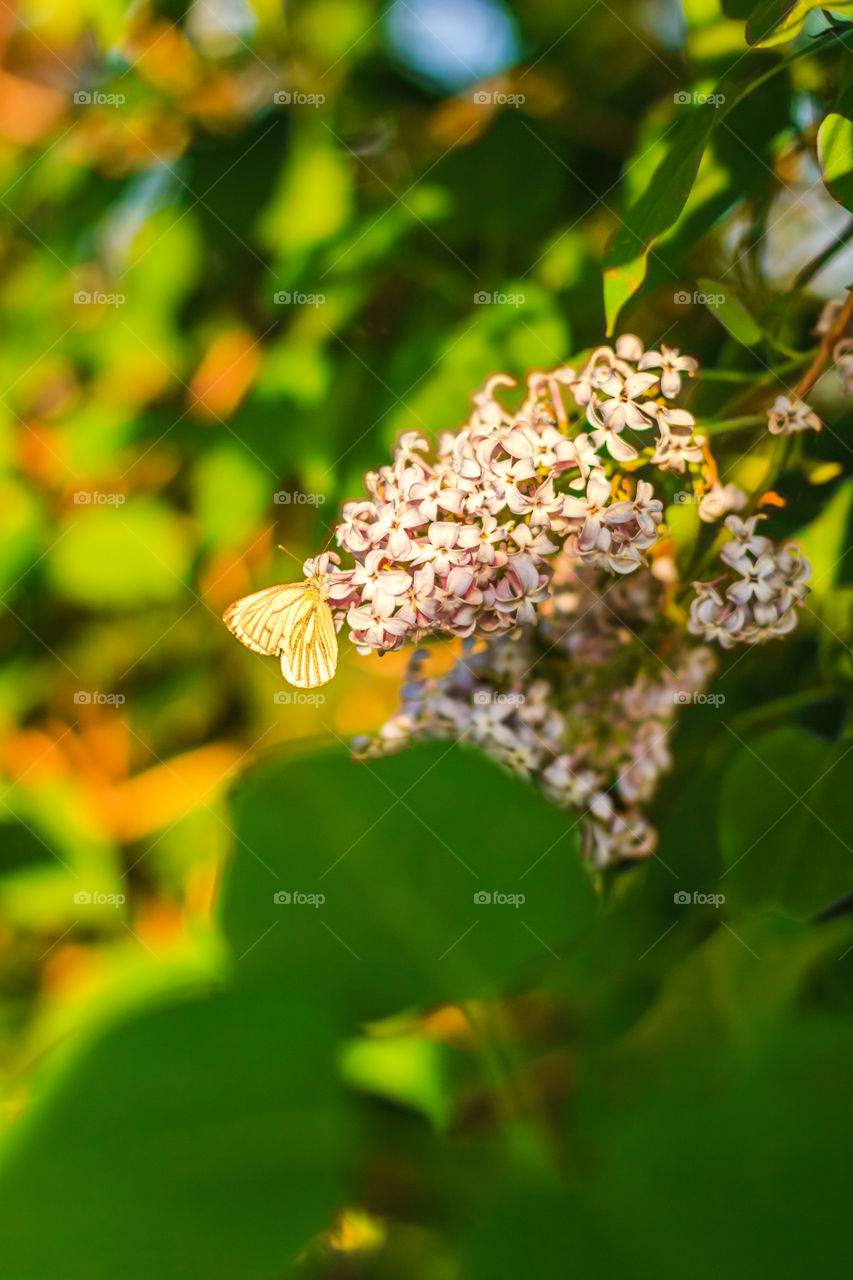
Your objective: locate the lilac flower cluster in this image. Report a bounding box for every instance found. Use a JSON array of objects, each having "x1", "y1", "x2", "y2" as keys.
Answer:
[
  {"x1": 687, "y1": 515, "x2": 811, "y2": 648},
  {"x1": 354, "y1": 557, "x2": 715, "y2": 869},
  {"x1": 310, "y1": 335, "x2": 704, "y2": 656}
]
